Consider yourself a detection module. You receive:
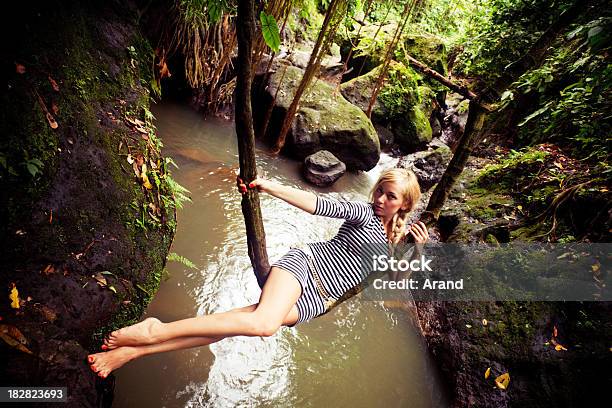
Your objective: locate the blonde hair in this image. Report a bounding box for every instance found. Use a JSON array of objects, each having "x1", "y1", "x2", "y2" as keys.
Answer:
[{"x1": 370, "y1": 168, "x2": 421, "y2": 244}]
